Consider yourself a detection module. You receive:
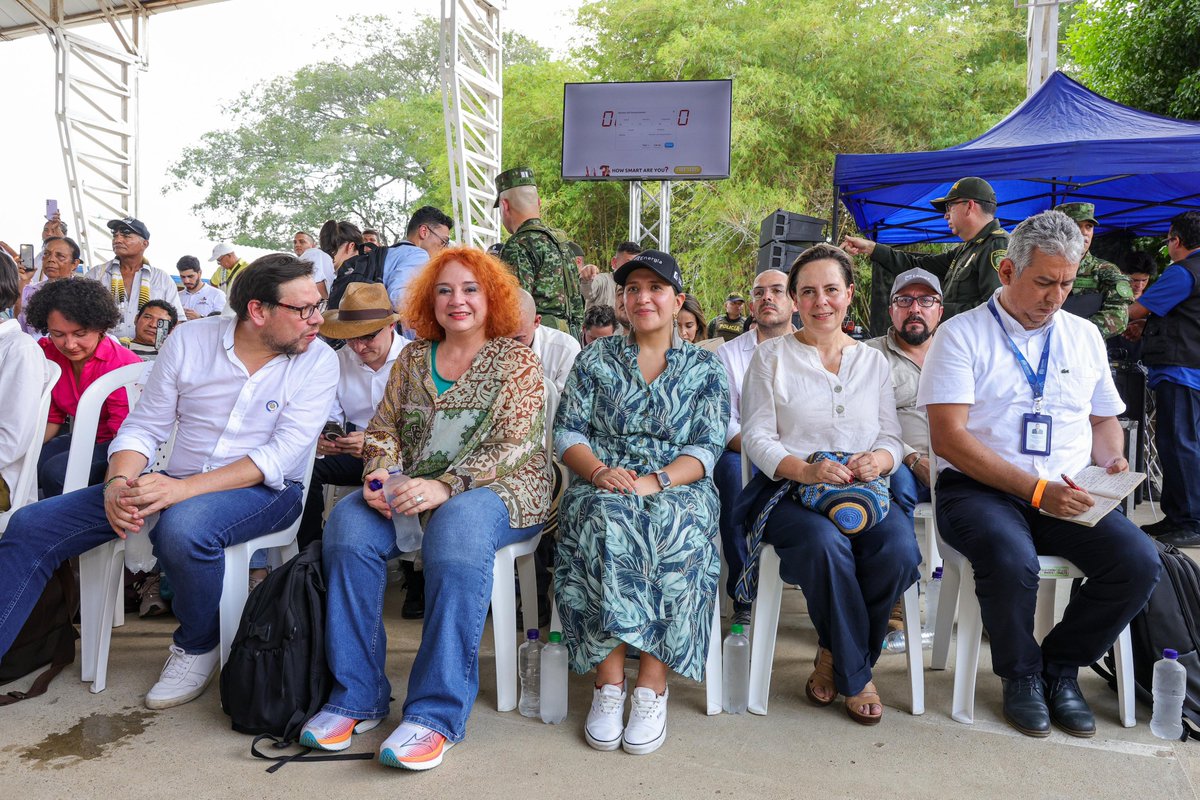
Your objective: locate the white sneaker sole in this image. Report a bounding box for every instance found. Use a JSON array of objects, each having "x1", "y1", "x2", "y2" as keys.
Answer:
[
  {"x1": 584, "y1": 726, "x2": 623, "y2": 751},
  {"x1": 622, "y1": 724, "x2": 666, "y2": 755},
  {"x1": 145, "y1": 665, "x2": 217, "y2": 710},
  {"x1": 300, "y1": 718, "x2": 381, "y2": 751}
]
